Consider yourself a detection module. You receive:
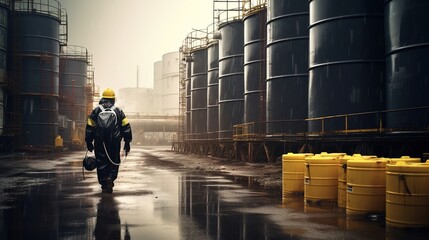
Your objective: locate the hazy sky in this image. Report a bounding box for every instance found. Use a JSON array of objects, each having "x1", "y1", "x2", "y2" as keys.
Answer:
[{"x1": 58, "y1": 0, "x2": 213, "y2": 93}]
